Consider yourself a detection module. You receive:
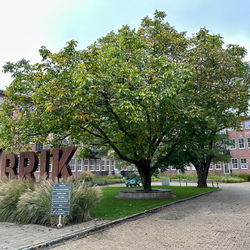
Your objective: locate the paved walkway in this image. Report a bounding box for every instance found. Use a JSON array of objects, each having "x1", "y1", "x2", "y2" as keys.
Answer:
[{"x1": 0, "y1": 182, "x2": 250, "y2": 249}]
